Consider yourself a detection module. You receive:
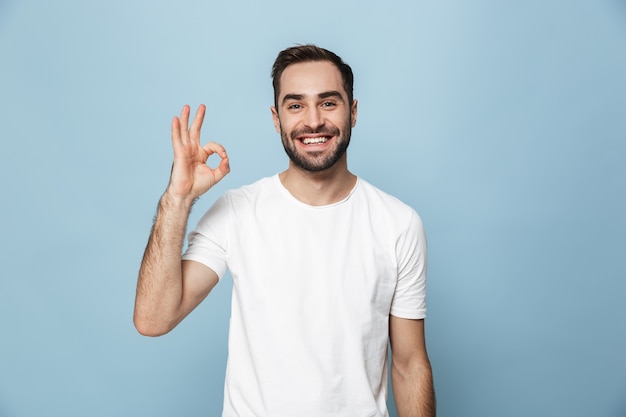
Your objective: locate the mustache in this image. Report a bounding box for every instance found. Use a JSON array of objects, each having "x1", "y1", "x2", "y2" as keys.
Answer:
[{"x1": 290, "y1": 126, "x2": 340, "y2": 140}]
